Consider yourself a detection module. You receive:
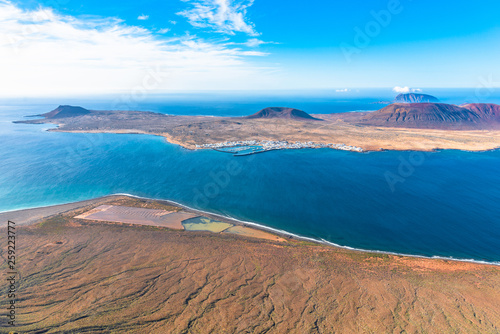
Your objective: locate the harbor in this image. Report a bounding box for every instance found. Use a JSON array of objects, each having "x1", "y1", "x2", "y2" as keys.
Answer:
[{"x1": 196, "y1": 140, "x2": 364, "y2": 155}]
